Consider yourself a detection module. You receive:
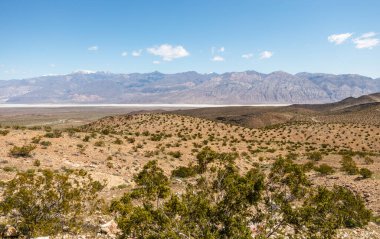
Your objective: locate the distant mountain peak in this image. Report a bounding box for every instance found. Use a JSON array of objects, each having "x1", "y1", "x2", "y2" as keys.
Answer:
[{"x1": 72, "y1": 70, "x2": 97, "y2": 75}]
